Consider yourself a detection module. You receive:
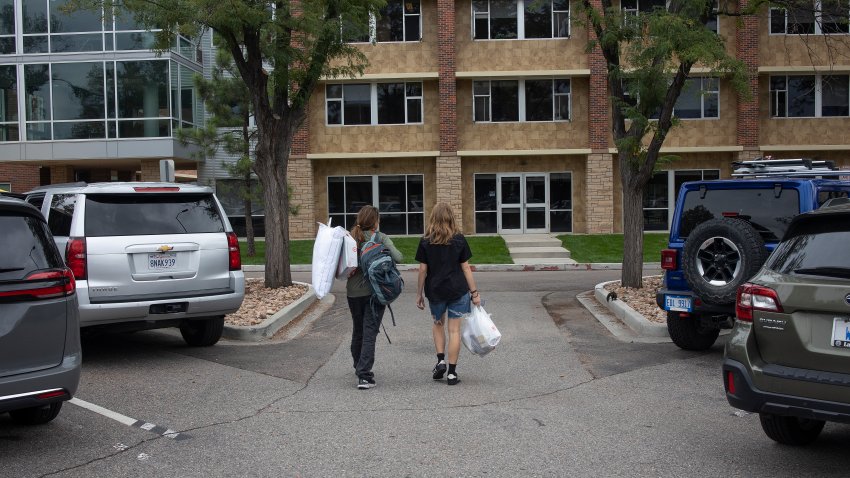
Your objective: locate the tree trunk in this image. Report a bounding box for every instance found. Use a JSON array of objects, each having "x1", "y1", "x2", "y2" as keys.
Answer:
[
  {"x1": 243, "y1": 177, "x2": 255, "y2": 257},
  {"x1": 255, "y1": 122, "x2": 292, "y2": 289},
  {"x1": 621, "y1": 167, "x2": 645, "y2": 289}
]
